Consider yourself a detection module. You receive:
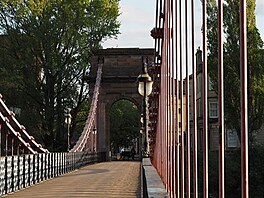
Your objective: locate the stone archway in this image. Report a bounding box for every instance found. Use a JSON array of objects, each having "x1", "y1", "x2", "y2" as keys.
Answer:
[
  {"x1": 88, "y1": 48, "x2": 154, "y2": 161},
  {"x1": 109, "y1": 98, "x2": 140, "y2": 158}
]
